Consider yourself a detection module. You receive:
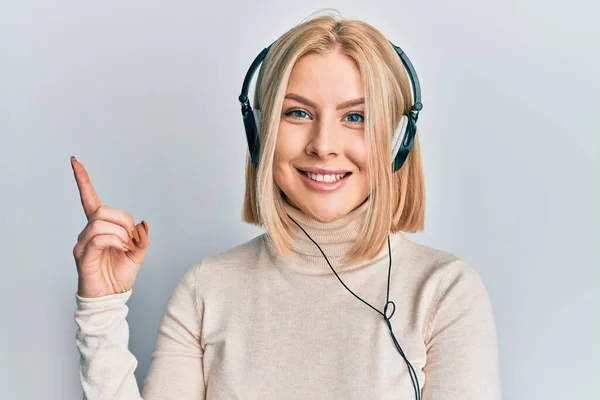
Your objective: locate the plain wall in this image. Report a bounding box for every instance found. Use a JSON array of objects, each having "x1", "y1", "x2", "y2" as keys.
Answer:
[{"x1": 1, "y1": 0, "x2": 598, "y2": 398}]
